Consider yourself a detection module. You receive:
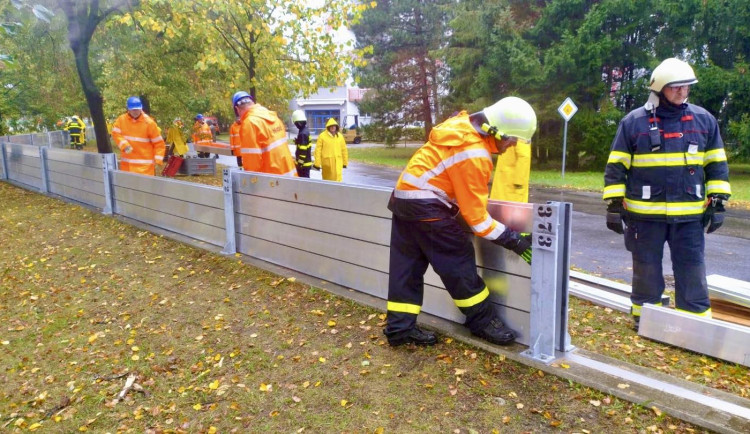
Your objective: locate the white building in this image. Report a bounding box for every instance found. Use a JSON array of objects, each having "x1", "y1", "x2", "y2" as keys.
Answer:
[{"x1": 288, "y1": 86, "x2": 371, "y2": 135}]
